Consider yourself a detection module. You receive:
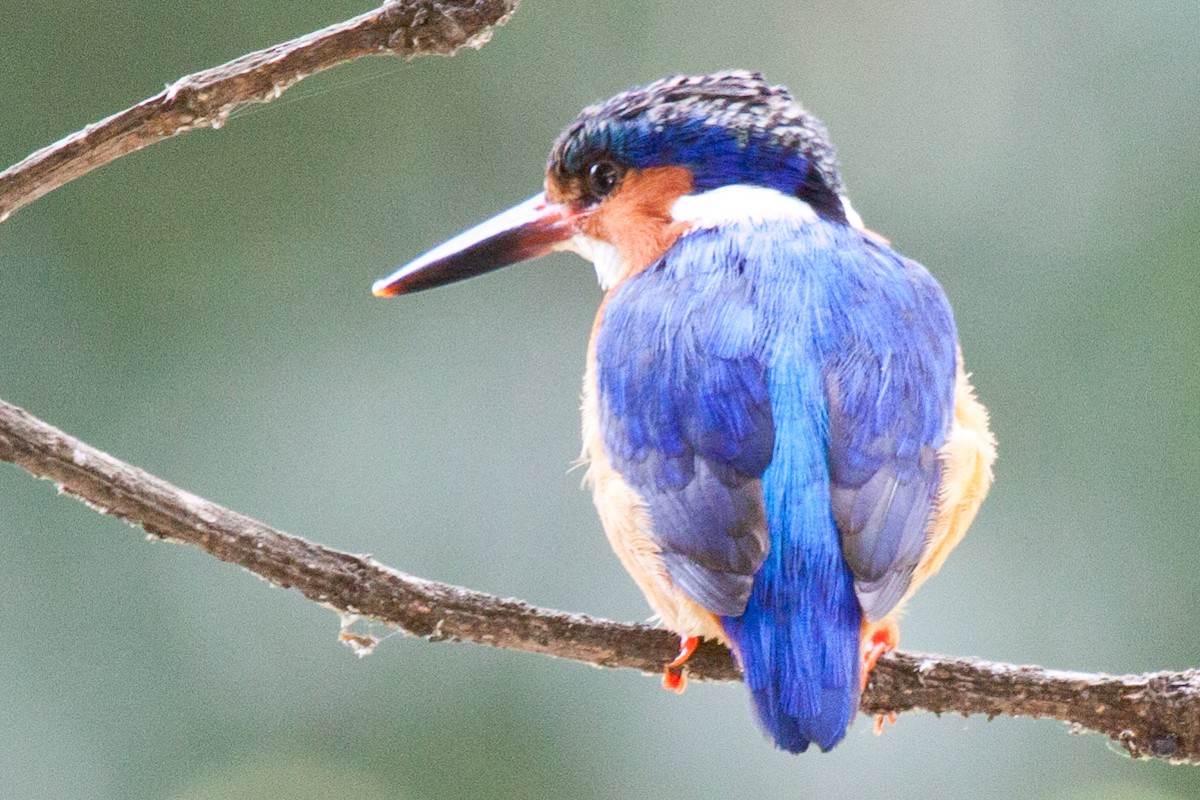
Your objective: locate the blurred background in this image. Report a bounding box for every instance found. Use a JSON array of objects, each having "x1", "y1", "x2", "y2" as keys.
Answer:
[{"x1": 2, "y1": 0, "x2": 1199, "y2": 797}]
